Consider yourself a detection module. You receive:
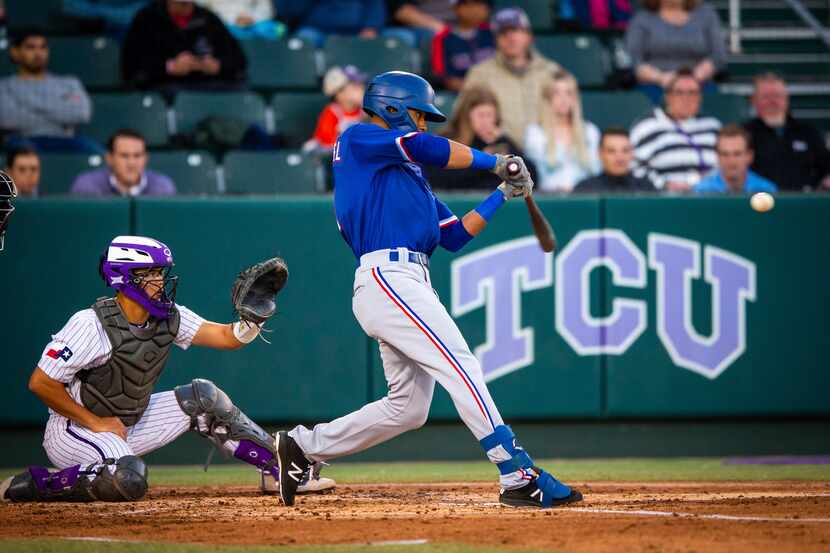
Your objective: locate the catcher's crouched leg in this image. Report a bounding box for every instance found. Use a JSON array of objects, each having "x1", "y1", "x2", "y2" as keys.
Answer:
[
  {"x1": 175, "y1": 378, "x2": 279, "y2": 474},
  {"x1": 1, "y1": 456, "x2": 148, "y2": 503}
]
